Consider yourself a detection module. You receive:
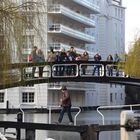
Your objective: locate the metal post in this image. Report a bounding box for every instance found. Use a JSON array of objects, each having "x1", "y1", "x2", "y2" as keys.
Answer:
[
  {"x1": 49, "y1": 106, "x2": 51, "y2": 124},
  {"x1": 80, "y1": 125, "x2": 98, "y2": 140},
  {"x1": 16, "y1": 112, "x2": 23, "y2": 140},
  {"x1": 48, "y1": 106, "x2": 81, "y2": 125},
  {"x1": 6, "y1": 100, "x2": 9, "y2": 114},
  {"x1": 26, "y1": 129, "x2": 35, "y2": 140}
]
